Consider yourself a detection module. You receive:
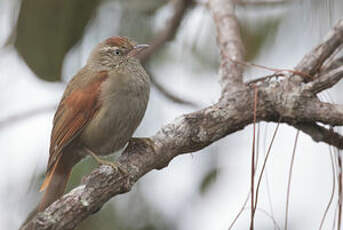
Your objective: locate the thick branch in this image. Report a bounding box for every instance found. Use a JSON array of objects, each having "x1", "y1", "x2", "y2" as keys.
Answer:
[
  {"x1": 21, "y1": 96, "x2": 255, "y2": 230},
  {"x1": 209, "y1": 0, "x2": 245, "y2": 95}
]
